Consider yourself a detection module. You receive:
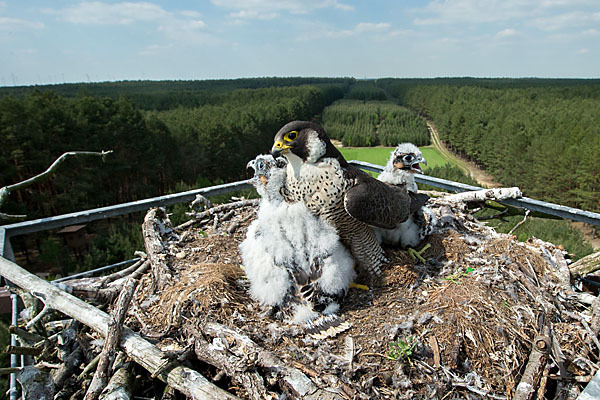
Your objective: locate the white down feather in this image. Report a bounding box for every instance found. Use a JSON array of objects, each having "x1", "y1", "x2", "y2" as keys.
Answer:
[{"x1": 240, "y1": 155, "x2": 355, "y2": 311}]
